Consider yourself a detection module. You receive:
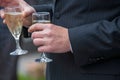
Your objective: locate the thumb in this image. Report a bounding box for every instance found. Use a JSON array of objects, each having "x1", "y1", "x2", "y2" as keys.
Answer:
[
  {"x1": 22, "y1": 7, "x2": 35, "y2": 18},
  {"x1": 19, "y1": 1, "x2": 35, "y2": 17}
]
